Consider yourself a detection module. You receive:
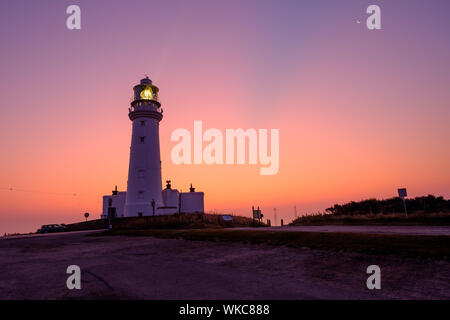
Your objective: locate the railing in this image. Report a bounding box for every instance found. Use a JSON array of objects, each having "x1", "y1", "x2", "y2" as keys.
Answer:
[
  {"x1": 129, "y1": 94, "x2": 160, "y2": 104},
  {"x1": 129, "y1": 103, "x2": 162, "y2": 113}
]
